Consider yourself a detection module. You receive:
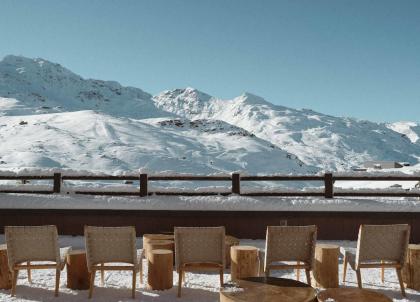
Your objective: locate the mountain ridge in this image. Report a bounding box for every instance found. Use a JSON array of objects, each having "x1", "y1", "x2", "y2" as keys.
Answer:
[{"x1": 1, "y1": 55, "x2": 419, "y2": 172}]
